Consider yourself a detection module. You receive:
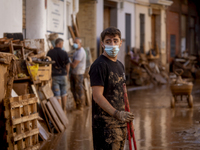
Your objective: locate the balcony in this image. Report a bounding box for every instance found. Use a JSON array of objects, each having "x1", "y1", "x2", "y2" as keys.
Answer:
[{"x1": 149, "y1": 0, "x2": 173, "y2": 6}]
